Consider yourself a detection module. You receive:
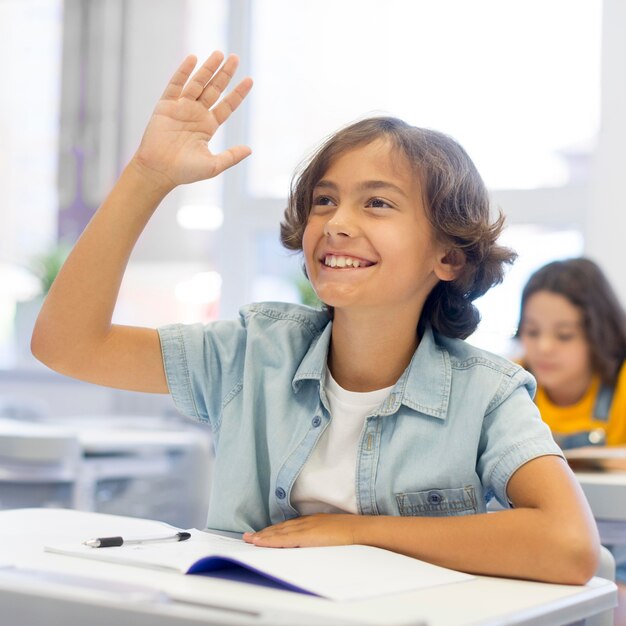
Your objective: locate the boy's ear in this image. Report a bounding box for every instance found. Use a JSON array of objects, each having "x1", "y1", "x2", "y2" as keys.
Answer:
[{"x1": 434, "y1": 248, "x2": 465, "y2": 282}]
